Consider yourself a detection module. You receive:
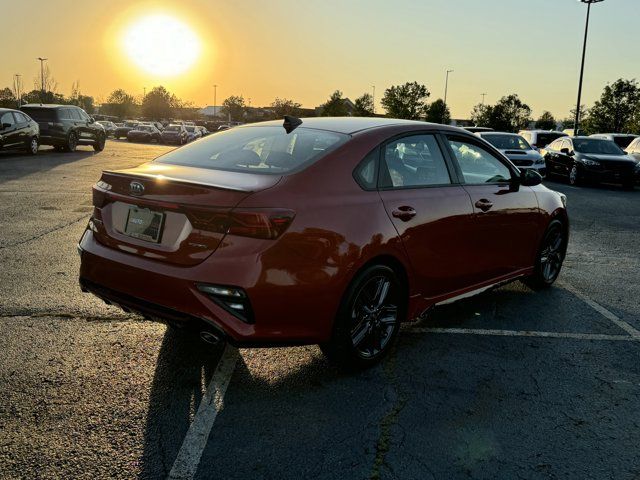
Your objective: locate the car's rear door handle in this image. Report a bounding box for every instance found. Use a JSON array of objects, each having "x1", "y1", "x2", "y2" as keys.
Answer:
[
  {"x1": 392, "y1": 206, "x2": 416, "y2": 221},
  {"x1": 475, "y1": 199, "x2": 493, "y2": 212}
]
